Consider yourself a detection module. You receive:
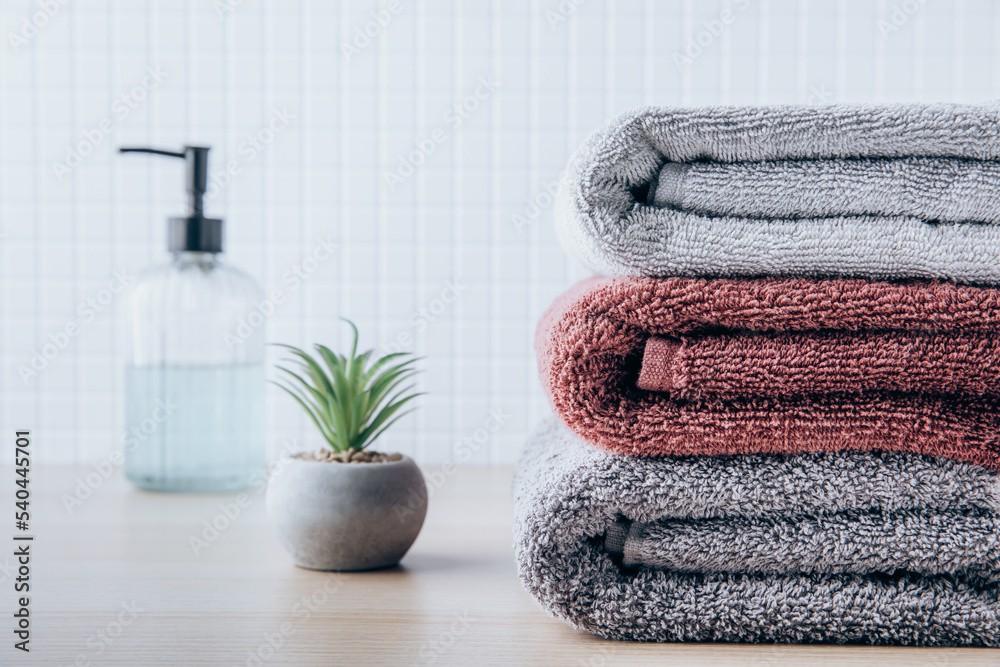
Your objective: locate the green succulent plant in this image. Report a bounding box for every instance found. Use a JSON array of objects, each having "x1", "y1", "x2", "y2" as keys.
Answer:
[{"x1": 272, "y1": 320, "x2": 422, "y2": 453}]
